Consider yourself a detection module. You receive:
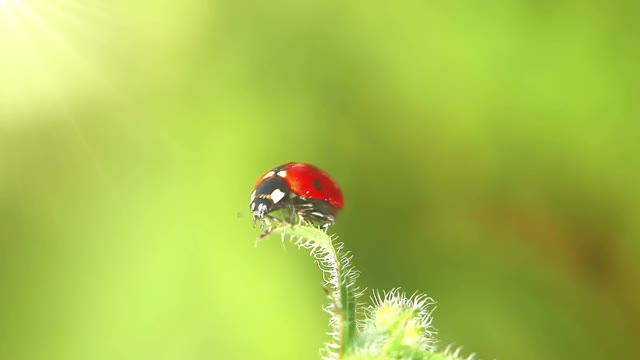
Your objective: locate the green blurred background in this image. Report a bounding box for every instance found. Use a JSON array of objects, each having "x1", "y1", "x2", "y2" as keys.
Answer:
[{"x1": 1, "y1": 1, "x2": 638, "y2": 359}]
